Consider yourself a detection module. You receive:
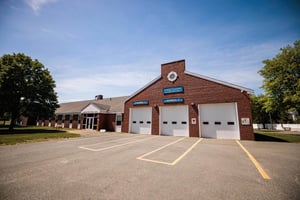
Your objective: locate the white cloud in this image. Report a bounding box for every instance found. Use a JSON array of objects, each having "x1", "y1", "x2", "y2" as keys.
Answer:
[
  {"x1": 26, "y1": 0, "x2": 58, "y2": 15},
  {"x1": 55, "y1": 70, "x2": 158, "y2": 102},
  {"x1": 51, "y1": 40, "x2": 286, "y2": 102},
  {"x1": 187, "y1": 41, "x2": 285, "y2": 92}
]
